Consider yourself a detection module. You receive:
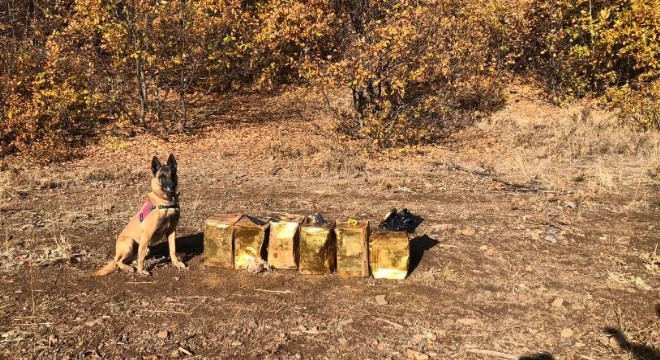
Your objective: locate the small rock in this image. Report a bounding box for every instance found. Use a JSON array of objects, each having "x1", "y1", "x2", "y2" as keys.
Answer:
[
  {"x1": 608, "y1": 335, "x2": 621, "y2": 350},
  {"x1": 338, "y1": 338, "x2": 348, "y2": 346},
  {"x1": 560, "y1": 328, "x2": 574, "y2": 338},
  {"x1": 406, "y1": 349, "x2": 430, "y2": 360},
  {"x1": 425, "y1": 332, "x2": 436, "y2": 341},
  {"x1": 551, "y1": 297, "x2": 565, "y2": 308},
  {"x1": 156, "y1": 330, "x2": 168, "y2": 339},
  {"x1": 545, "y1": 235, "x2": 557, "y2": 243},
  {"x1": 231, "y1": 341, "x2": 242, "y2": 346},
  {"x1": 376, "y1": 295, "x2": 388, "y2": 306},
  {"x1": 84, "y1": 317, "x2": 104, "y2": 327},
  {"x1": 170, "y1": 349, "x2": 180, "y2": 358},
  {"x1": 248, "y1": 320, "x2": 258, "y2": 328}
]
